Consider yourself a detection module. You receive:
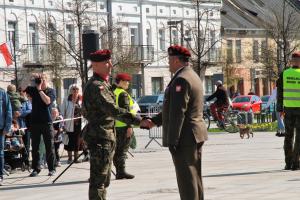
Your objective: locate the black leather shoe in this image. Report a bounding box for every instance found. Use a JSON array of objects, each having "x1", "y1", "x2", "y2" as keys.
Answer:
[
  {"x1": 48, "y1": 170, "x2": 56, "y2": 176},
  {"x1": 29, "y1": 169, "x2": 41, "y2": 177},
  {"x1": 275, "y1": 132, "x2": 281, "y2": 137},
  {"x1": 279, "y1": 133, "x2": 285, "y2": 137},
  {"x1": 116, "y1": 172, "x2": 135, "y2": 180},
  {"x1": 284, "y1": 165, "x2": 292, "y2": 170}
]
